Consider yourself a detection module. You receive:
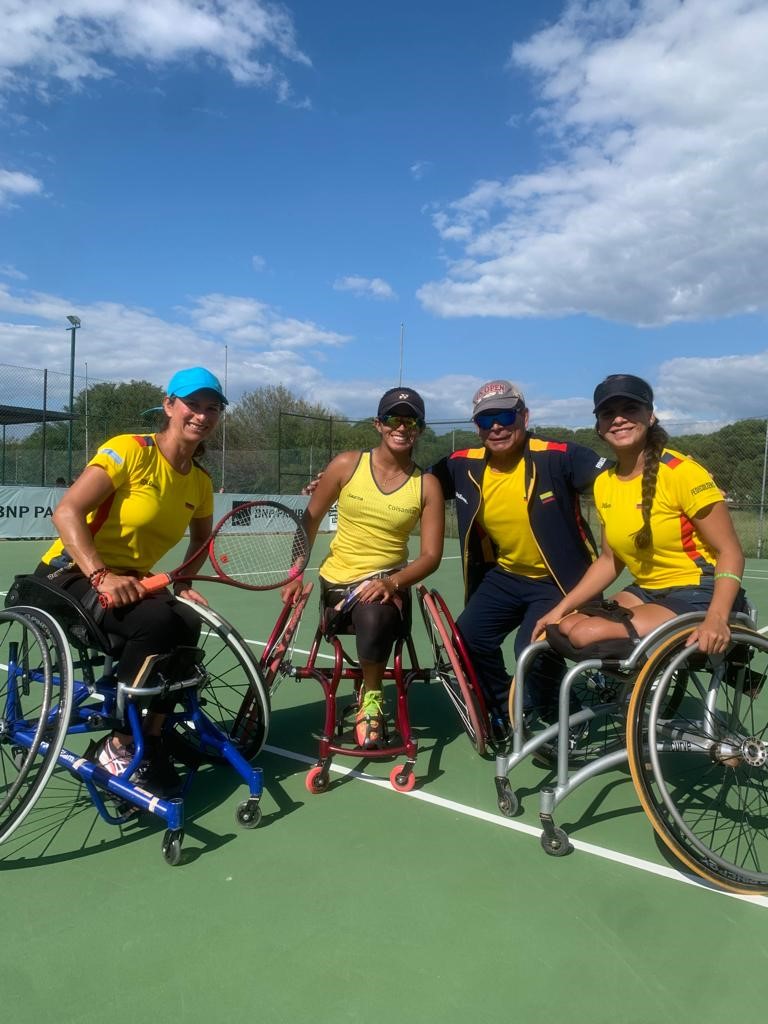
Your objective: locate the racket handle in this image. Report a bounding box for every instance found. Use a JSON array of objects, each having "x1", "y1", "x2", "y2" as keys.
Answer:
[
  {"x1": 98, "y1": 572, "x2": 172, "y2": 608},
  {"x1": 139, "y1": 572, "x2": 174, "y2": 594}
]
